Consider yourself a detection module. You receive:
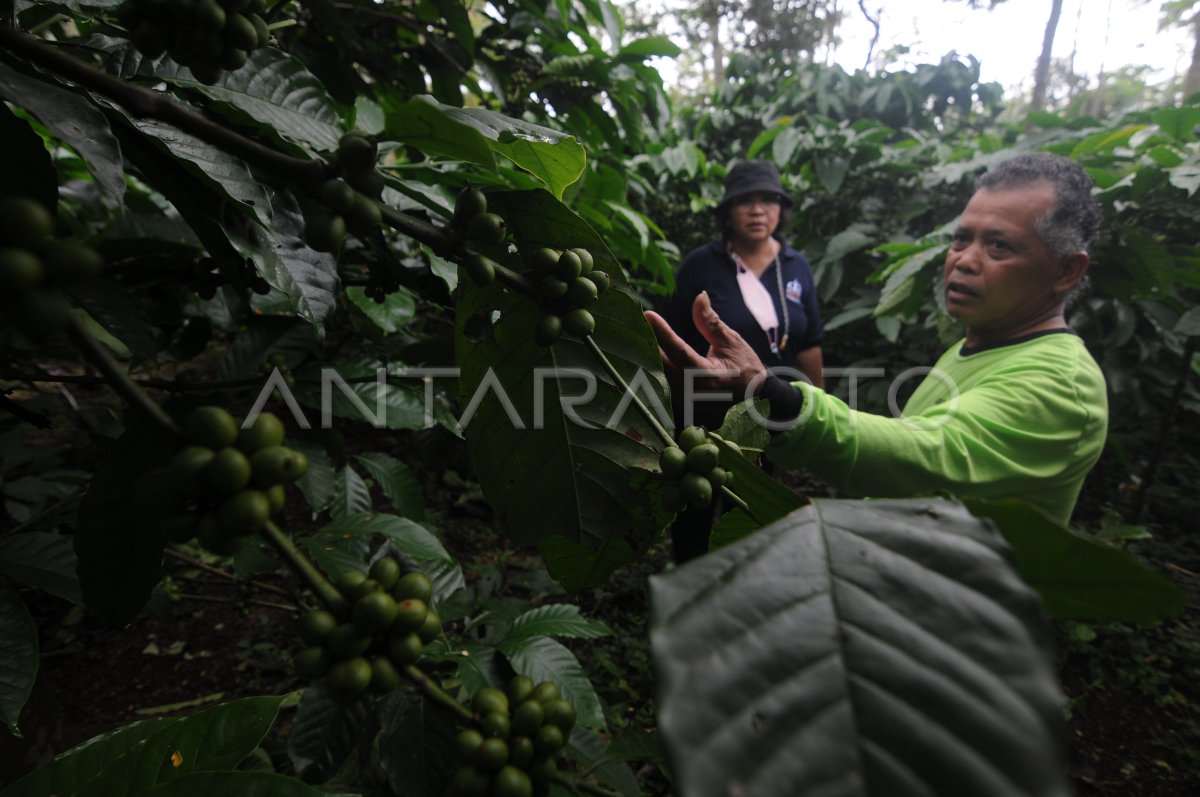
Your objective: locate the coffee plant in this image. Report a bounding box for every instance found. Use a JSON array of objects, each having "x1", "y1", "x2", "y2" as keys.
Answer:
[{"x1": 0, "y1": 2, "x2": 1193, "y2": 796}]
